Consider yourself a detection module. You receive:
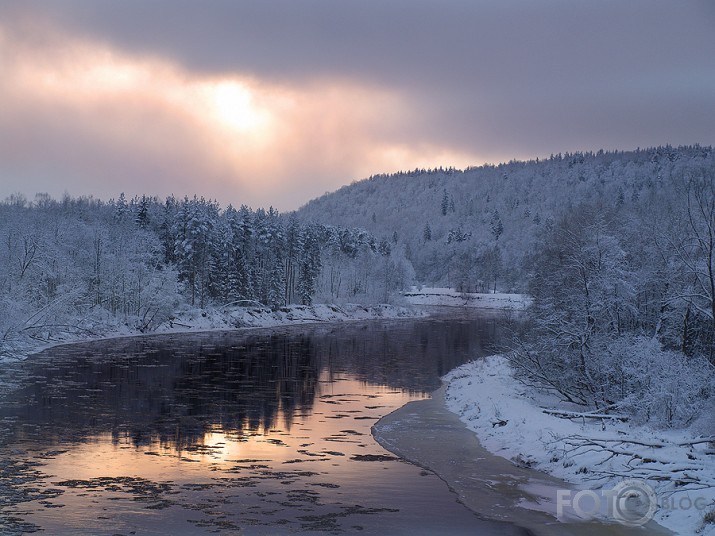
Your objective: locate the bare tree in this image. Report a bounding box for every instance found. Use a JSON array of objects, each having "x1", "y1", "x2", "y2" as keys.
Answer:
[
  {"x1": 659, "y1": 170, "x2": 715, "y2": 359},
  {"x1": 685, "y1": 172, "x2": 715, "y2": 343},
  {"x1": 511, "y1": 205, "x2": 636, "y2": 409}
]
